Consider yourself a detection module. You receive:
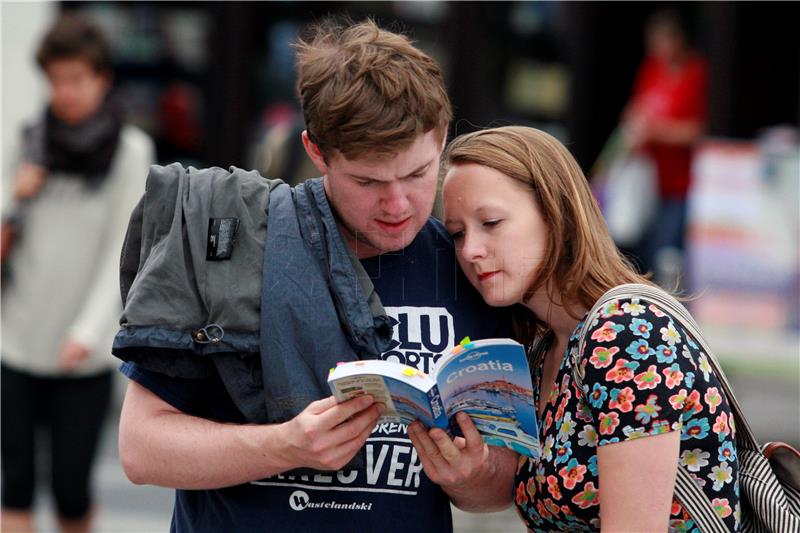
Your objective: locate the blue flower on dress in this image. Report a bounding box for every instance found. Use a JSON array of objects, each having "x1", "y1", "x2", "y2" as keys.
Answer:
[
  {"x1": 630, "y1": 318, "x2": 654, "y2": 339},
  {"x1": 626, "y1": 339, "x2": 655, "y2": 360},
  {"x1": 599, "y1": 437, "x2": 620, "y2": 445},
  {"x1": 655, "y1": 344, "x2": 678, "y2": 364},
  {"x1": 588, "y1": 383, "x2": 608, "y2": 409},
  {"x1": 554, "y1": 440, "x2": 573, "y2": 465},
  {"x1": 718, "y1": 441, "x2": 737, "y2": 462},
  {"x1": 683, "y1": 418, "x2": 711, "y2": 440},
  {"x1": 587, "y1": 455, "x2": 598, "y2": 476},
  {"x1": 685, "y1": 371, "x2": 696, "y2": 388}
]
